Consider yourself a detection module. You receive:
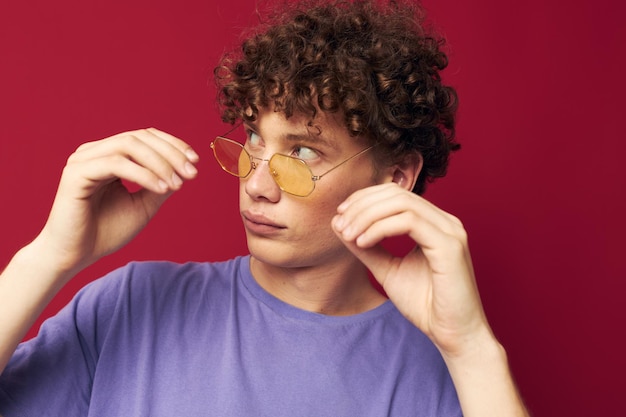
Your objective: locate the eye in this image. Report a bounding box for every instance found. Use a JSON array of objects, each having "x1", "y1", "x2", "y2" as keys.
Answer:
[
  {"x1": 247, "y1": 131, "x2": 262, "y2": 147},
  {"x1": 293, "y1": 146, "x2": 319, "y2": 161},
  {"x1": 244, "y1": 130, "x2": 263, "y2": 153}
]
